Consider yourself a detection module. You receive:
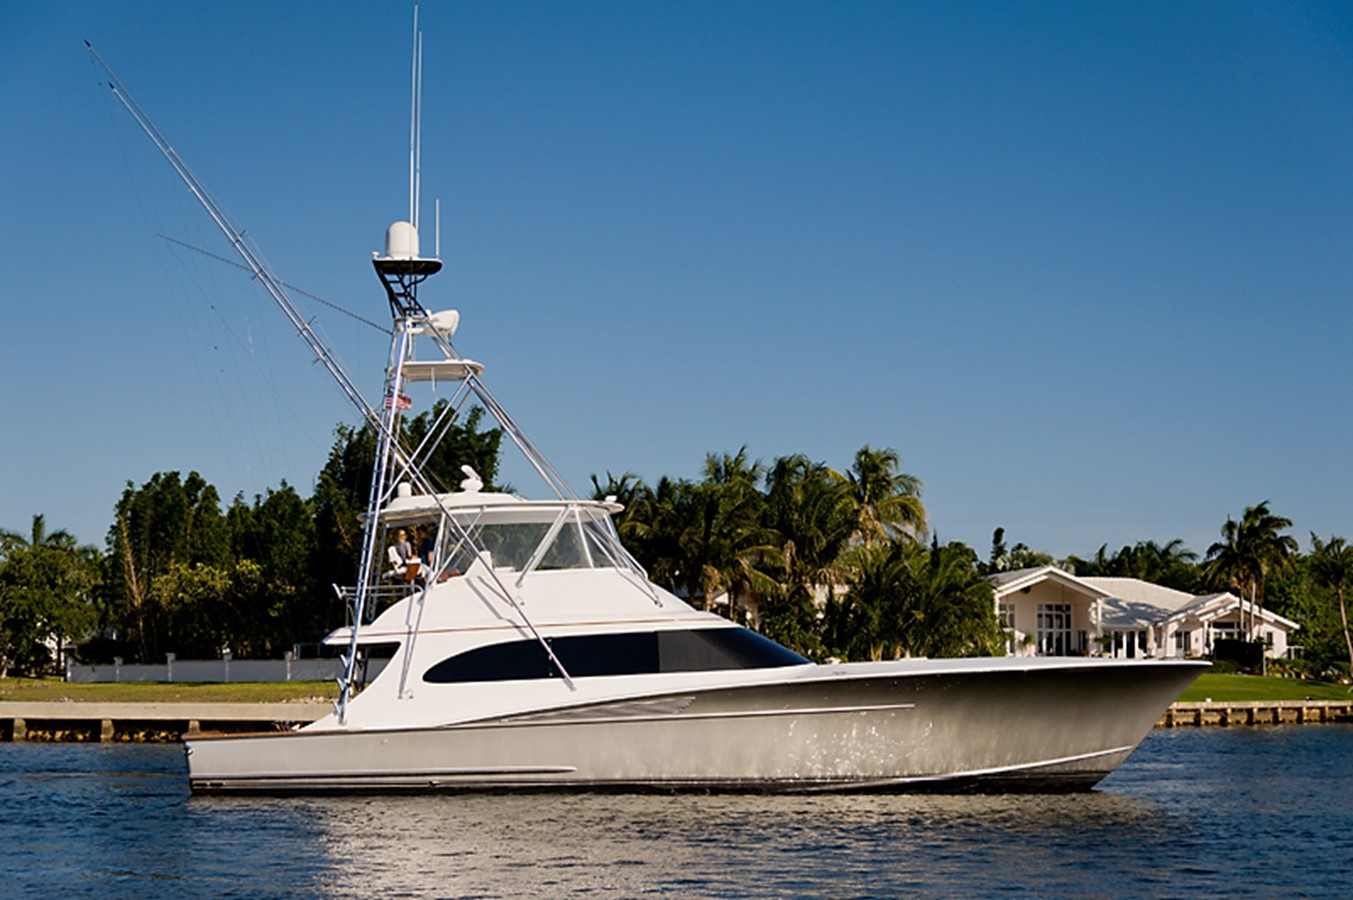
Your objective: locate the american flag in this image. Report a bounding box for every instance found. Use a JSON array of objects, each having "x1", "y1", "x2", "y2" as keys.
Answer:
[{"x1": 384, "y1": 394, "x2": 412, "y2": 410}]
